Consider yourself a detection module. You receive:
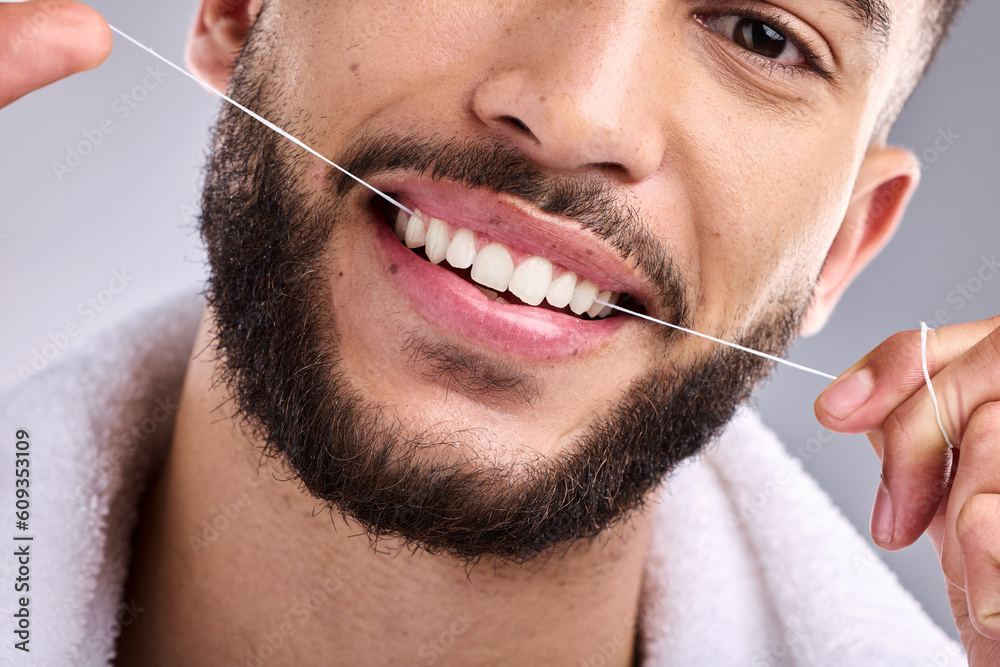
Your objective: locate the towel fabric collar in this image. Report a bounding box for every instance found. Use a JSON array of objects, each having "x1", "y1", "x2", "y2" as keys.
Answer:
[{"x1": 0, "y1": 292, "x2": 965, "y2": 666}]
